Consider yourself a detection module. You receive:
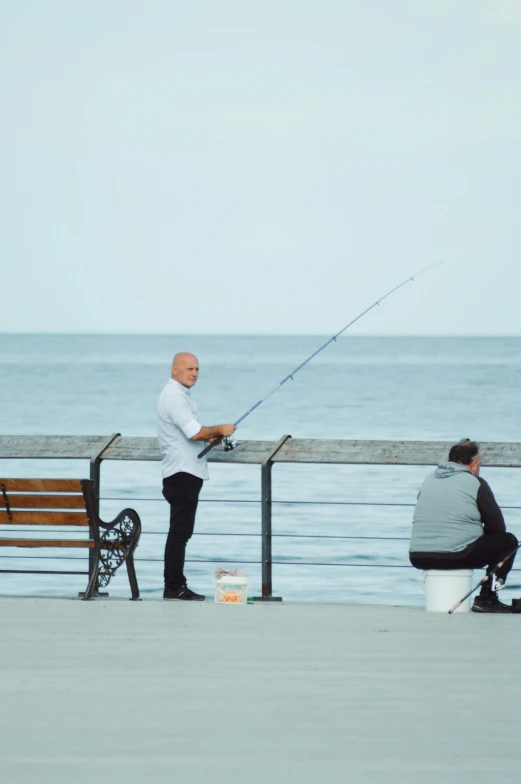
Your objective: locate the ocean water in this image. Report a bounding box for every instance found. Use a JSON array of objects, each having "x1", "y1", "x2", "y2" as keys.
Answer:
[{"x1": 1, "y1": 334, "x2": 521, "y2": 605}]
